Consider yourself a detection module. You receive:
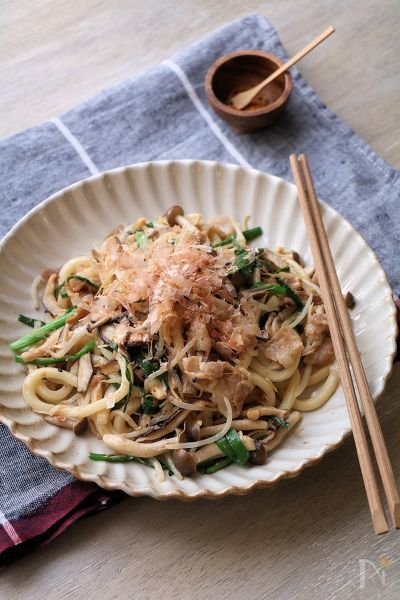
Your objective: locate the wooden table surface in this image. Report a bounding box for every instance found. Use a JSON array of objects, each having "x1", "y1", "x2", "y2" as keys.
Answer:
[{"x1": 1, "y1": 1, "x2": 399, "y2": 598}]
